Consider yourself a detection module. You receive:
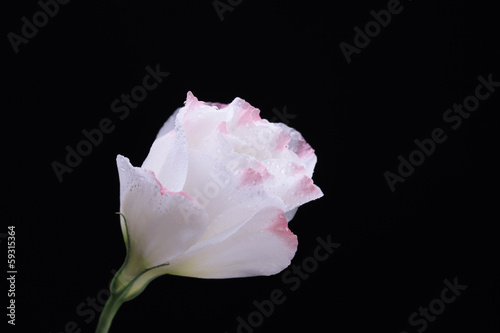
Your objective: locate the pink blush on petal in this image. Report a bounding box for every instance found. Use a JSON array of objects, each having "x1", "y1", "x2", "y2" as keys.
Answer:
[
  {"x1": 236, "y1": 106, "x2": 261, "y2": 126},
  {"x1": 239, "y1": 168, "x2": 264, "y2": 186},
  {"x1": 217, "y1": 121, "x2": 229, "y2": 135},
  {"x1": 146, "y1": 170, "x2": 169, "y2": 195},
  {"x1": 267, "y1": 211, "x2": 298, "y2": 247},
  {"x1": 289, "y1": 162, "x2": 307, "y2": 176},
  {"x1": 205, "y1": 102, "x2": 228, "y2": 110},
  {"x1": 184, "y1": 91, "x2": 199, "y2": 107},
  {"x1": 252, "y1": 161, "x2": 273, "y2": 180},
  {"x1": 275, "y1": 130, "x2": 292, "y2": 151},
  {"x1": 294, "y1": 141, "x2": 315, "y2": 159},
  {"x1": 294, "y1": 176, "x2": 321, "y2": 197},
  {"x1": 183, "y1": 92, "x2": 212, "y2": 118},
  {"x1": 148, "y1": 169, "x2": 195, "y2": 200}
]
